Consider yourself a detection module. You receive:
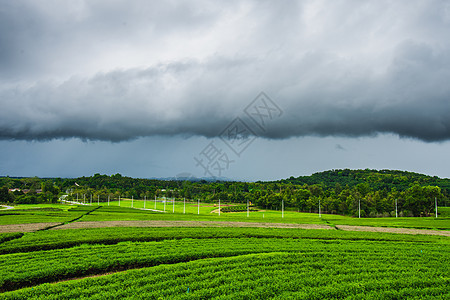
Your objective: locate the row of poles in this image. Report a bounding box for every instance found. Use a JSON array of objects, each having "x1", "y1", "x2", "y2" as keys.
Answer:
[
  {"x1": 70, "y1": 194, "x2": 249, "y2": 217},
  {"x1": 358, "y1": 197, "x2": 439, "y2": 218},
  {"x1": 70, "y1": 194, "x2": 441, "y2": 218},
  {"x1": 72, "y1": 194, "x2": 199, "y2": 215}
]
